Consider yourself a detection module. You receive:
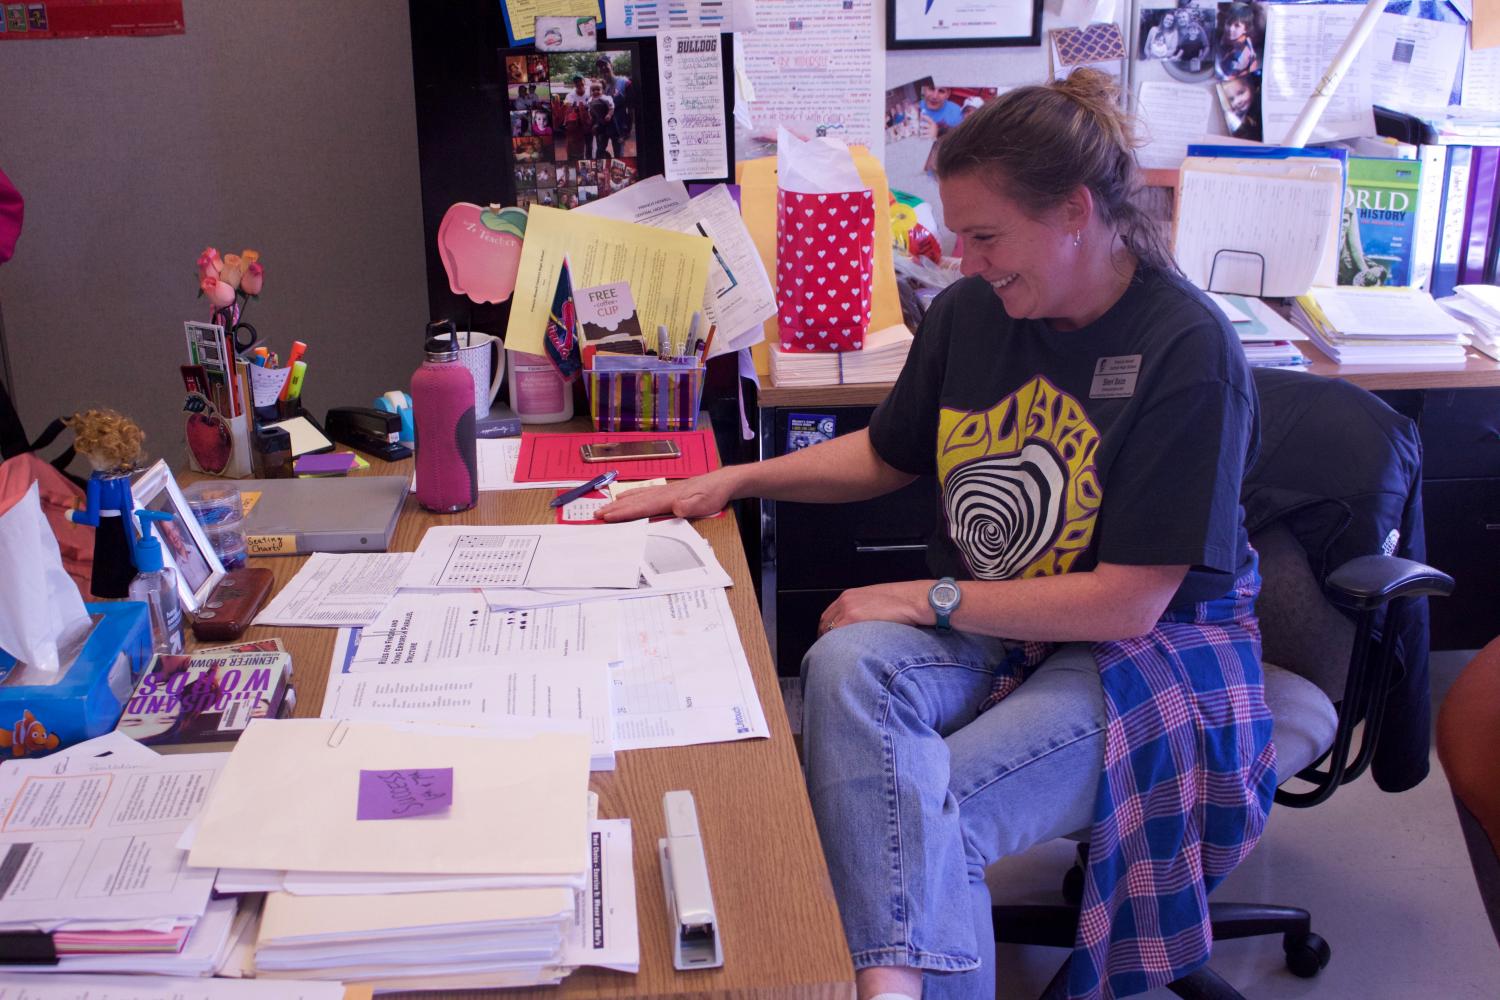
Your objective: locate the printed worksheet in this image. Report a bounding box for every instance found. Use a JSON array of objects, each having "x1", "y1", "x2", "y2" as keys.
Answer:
[
  {"x1": 612, "y1": 587, "x2": 768, "y2": 749},
  {"x1": 0, "y1": 755, "x2": 227, "y2": 925},
  {"x1": 560, "y1": 818, "x2": 639, "y2": 972},
  {"x1": 400, "y1": 521, "x2": 648, "y2": 589},
  {"x1": 350, "y1": 592, "x2": 622, "y2": 670},
  {"x1": 254, "y1": 552, "x2": 413, "y2": 627}
]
